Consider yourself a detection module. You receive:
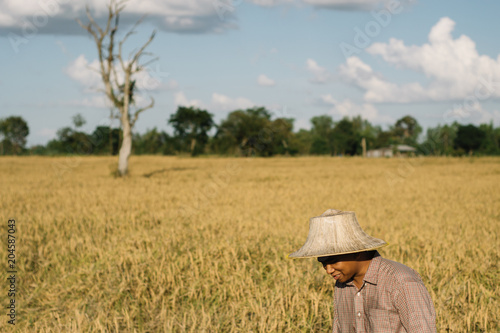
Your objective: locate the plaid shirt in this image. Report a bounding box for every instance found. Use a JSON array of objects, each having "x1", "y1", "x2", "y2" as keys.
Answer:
[{"x1": 332, "y1": 251, "x2": 436, "y2": 333}]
